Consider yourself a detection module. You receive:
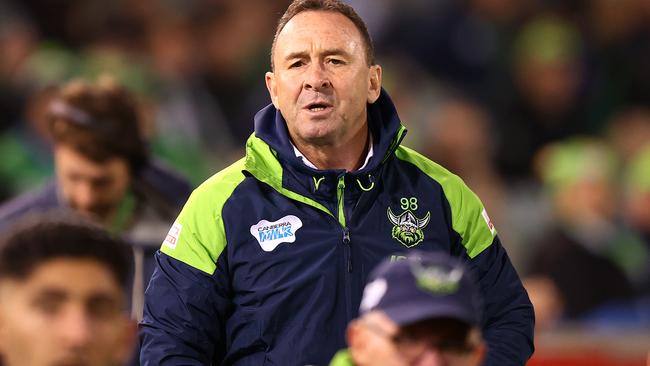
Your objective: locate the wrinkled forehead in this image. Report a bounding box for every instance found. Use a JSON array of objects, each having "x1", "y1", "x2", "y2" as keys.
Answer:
[{"x1": 273, "y1": 10, "x2": 365, "y2": 61}]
